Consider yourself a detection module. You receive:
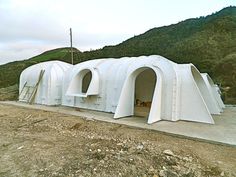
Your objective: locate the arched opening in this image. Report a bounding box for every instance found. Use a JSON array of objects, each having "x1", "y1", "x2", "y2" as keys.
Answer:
[
  {"x1": 114, "y1": 66, "x2": 162, "y2": 123},
  {"x1": 82, "y1": 71, "x2": 92, "y2": 93},
  {"x1": 66, "y1": 68, "x2": 100, "y2": 97},
  {"x1": 134, "y1": 68, "x2": 156, "y2": 118}
]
